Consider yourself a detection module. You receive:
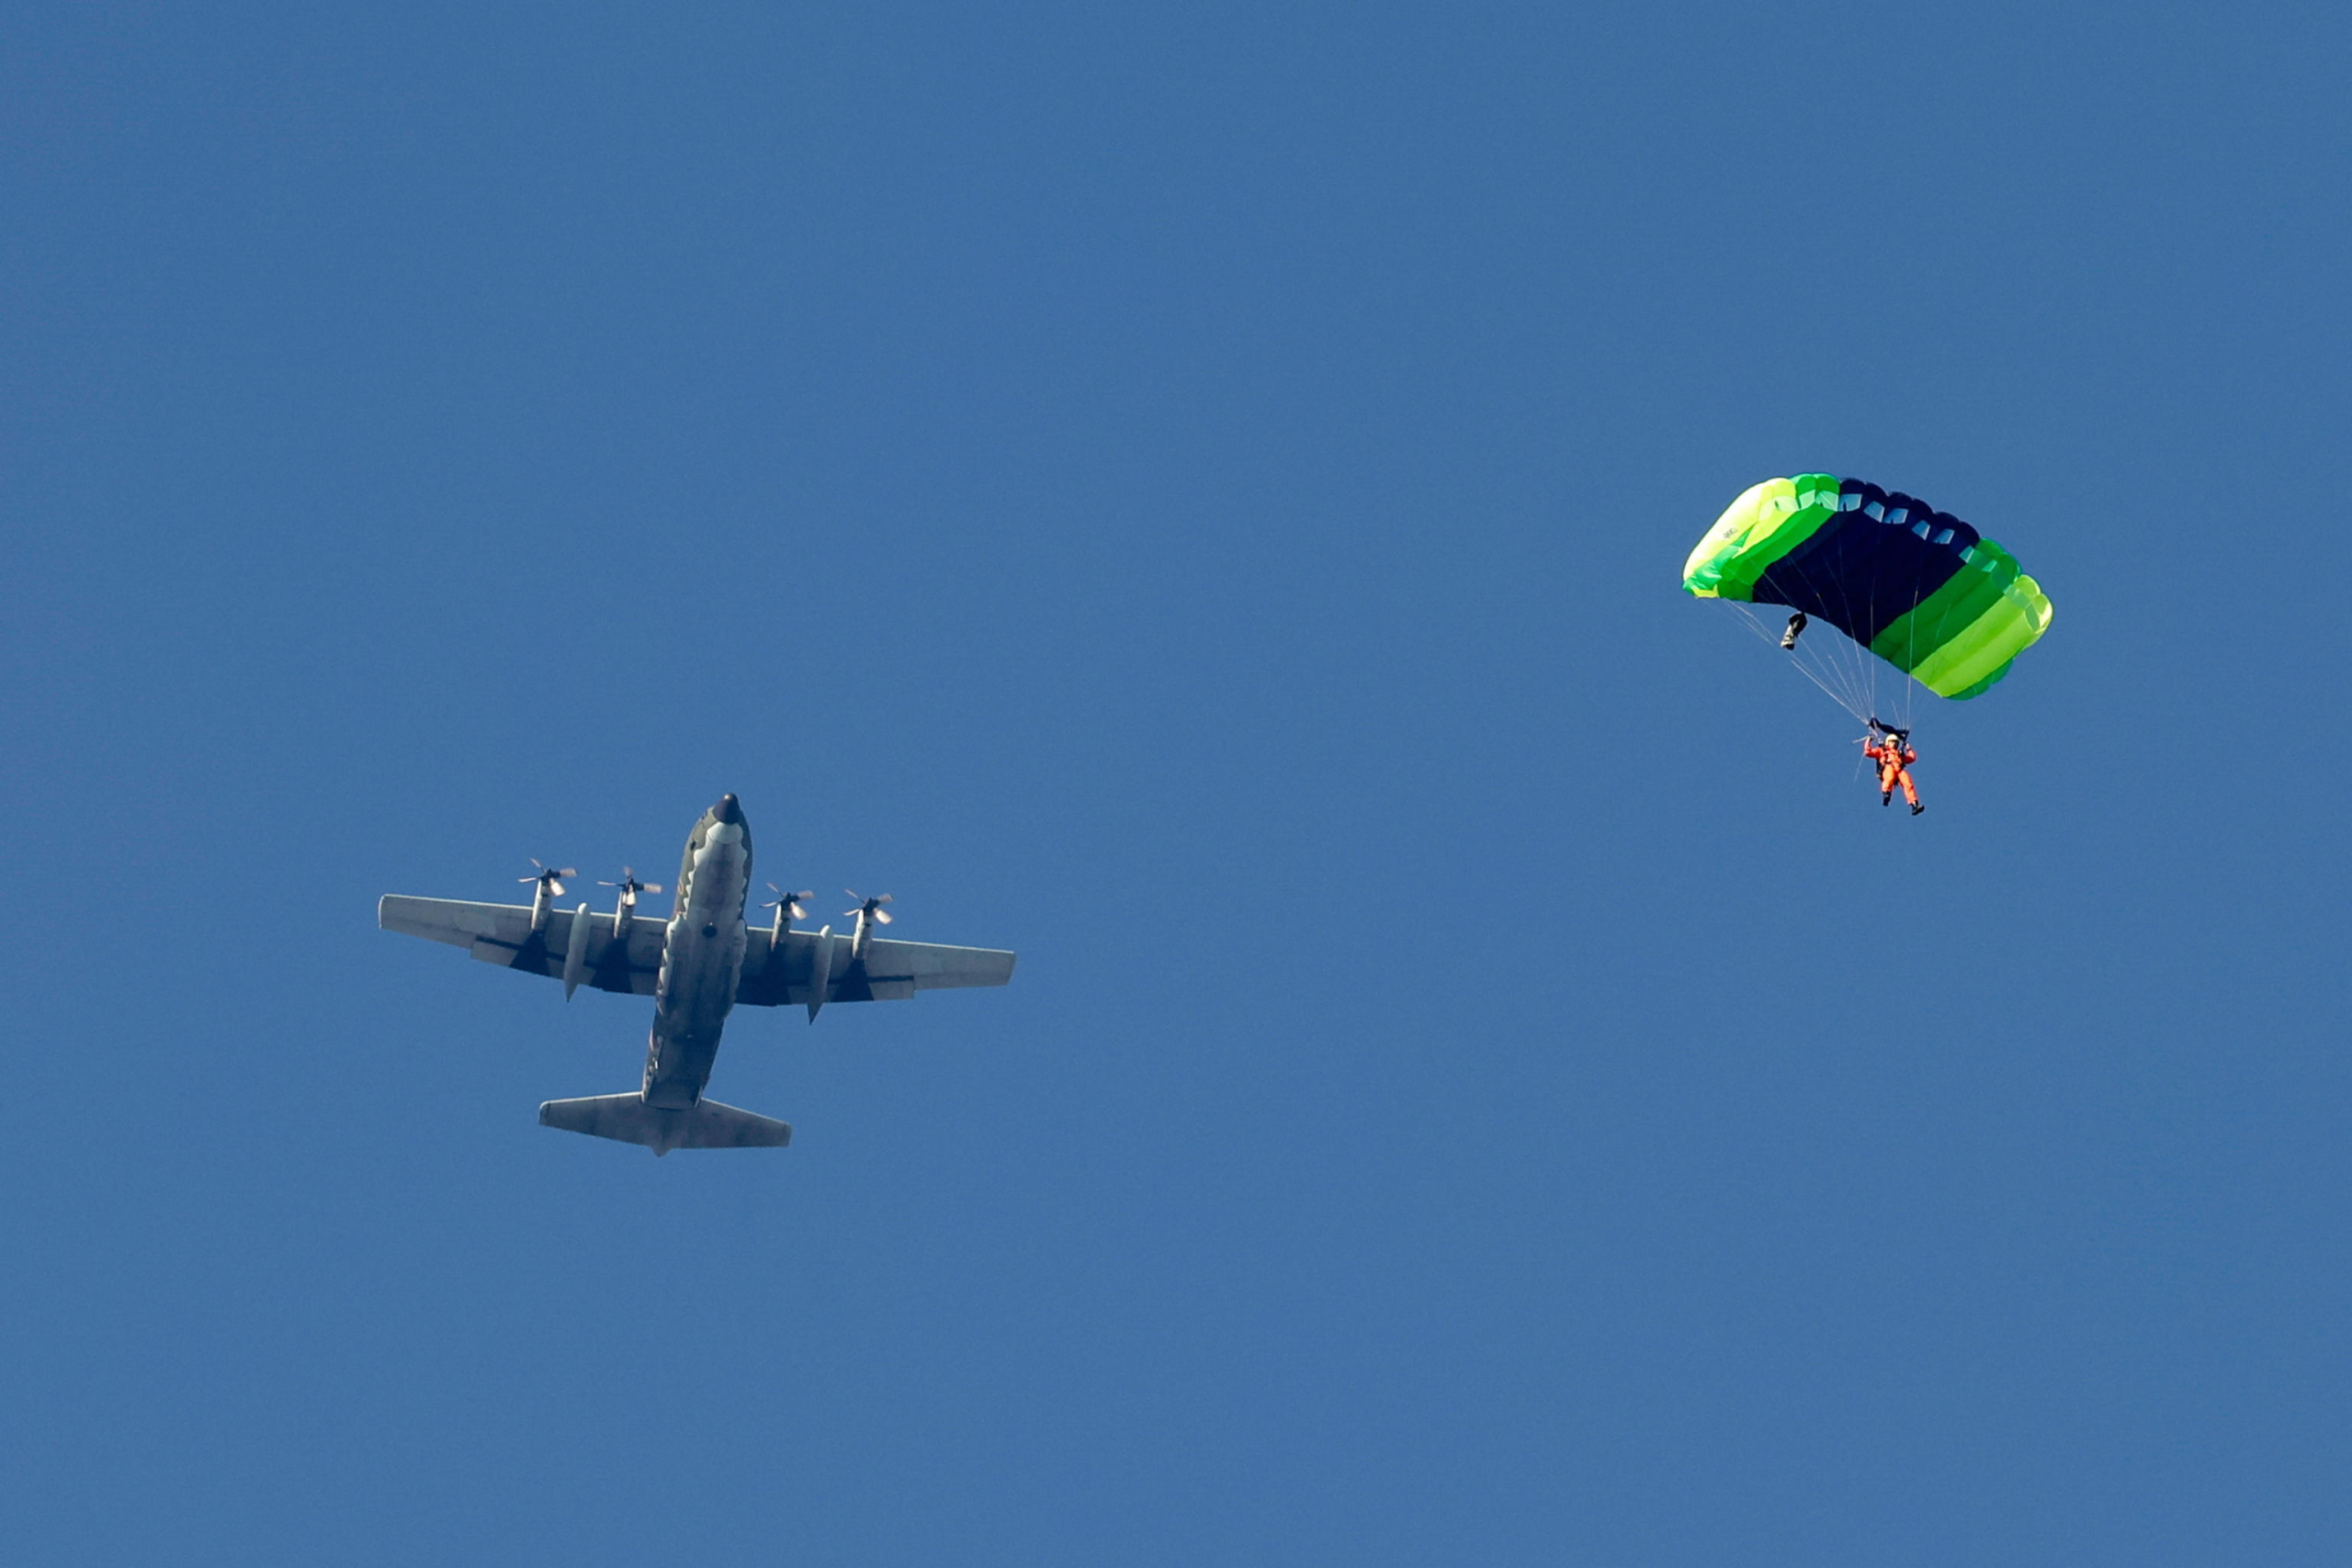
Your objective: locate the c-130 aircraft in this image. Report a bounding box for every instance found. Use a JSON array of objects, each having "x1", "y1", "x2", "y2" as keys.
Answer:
[{"x1": 379, "y1": 794, "x2": 1015, "y2": 1154}]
